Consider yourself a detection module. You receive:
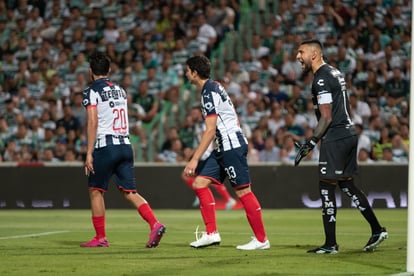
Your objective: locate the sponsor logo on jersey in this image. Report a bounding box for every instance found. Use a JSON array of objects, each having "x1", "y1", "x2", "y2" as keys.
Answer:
[
  {"x1": 204, "y1": 102, "x2": 214, "y2": 112},
  {"x1": 317, "y1": 79, "x2": 325, "y2": 86}
]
